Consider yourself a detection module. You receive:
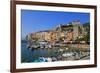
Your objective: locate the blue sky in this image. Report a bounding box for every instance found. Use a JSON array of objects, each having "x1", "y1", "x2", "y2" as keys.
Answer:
[{"x1": 21, "y1": 9, "x2": 90, "y2": 39}]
